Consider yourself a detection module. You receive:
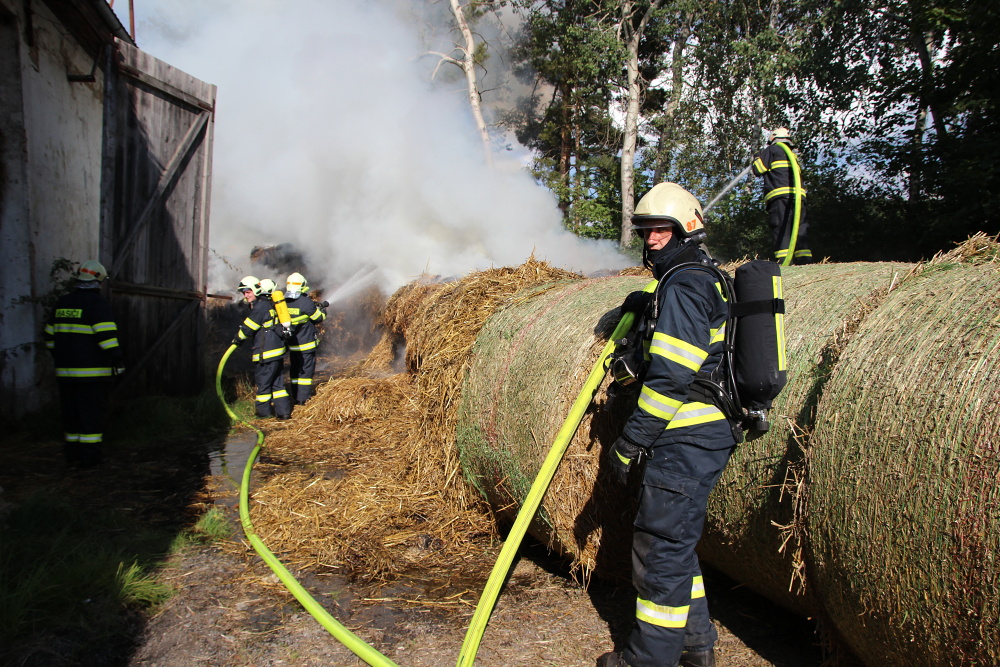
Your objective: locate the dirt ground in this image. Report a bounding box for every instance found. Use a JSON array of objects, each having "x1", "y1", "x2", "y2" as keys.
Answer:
[
  {"x1": 4, "y1": 298, "x2": 828, "y2": 667},
  {"x1": 125, "y1": 428, "x2": 826, "y2": 667}
]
